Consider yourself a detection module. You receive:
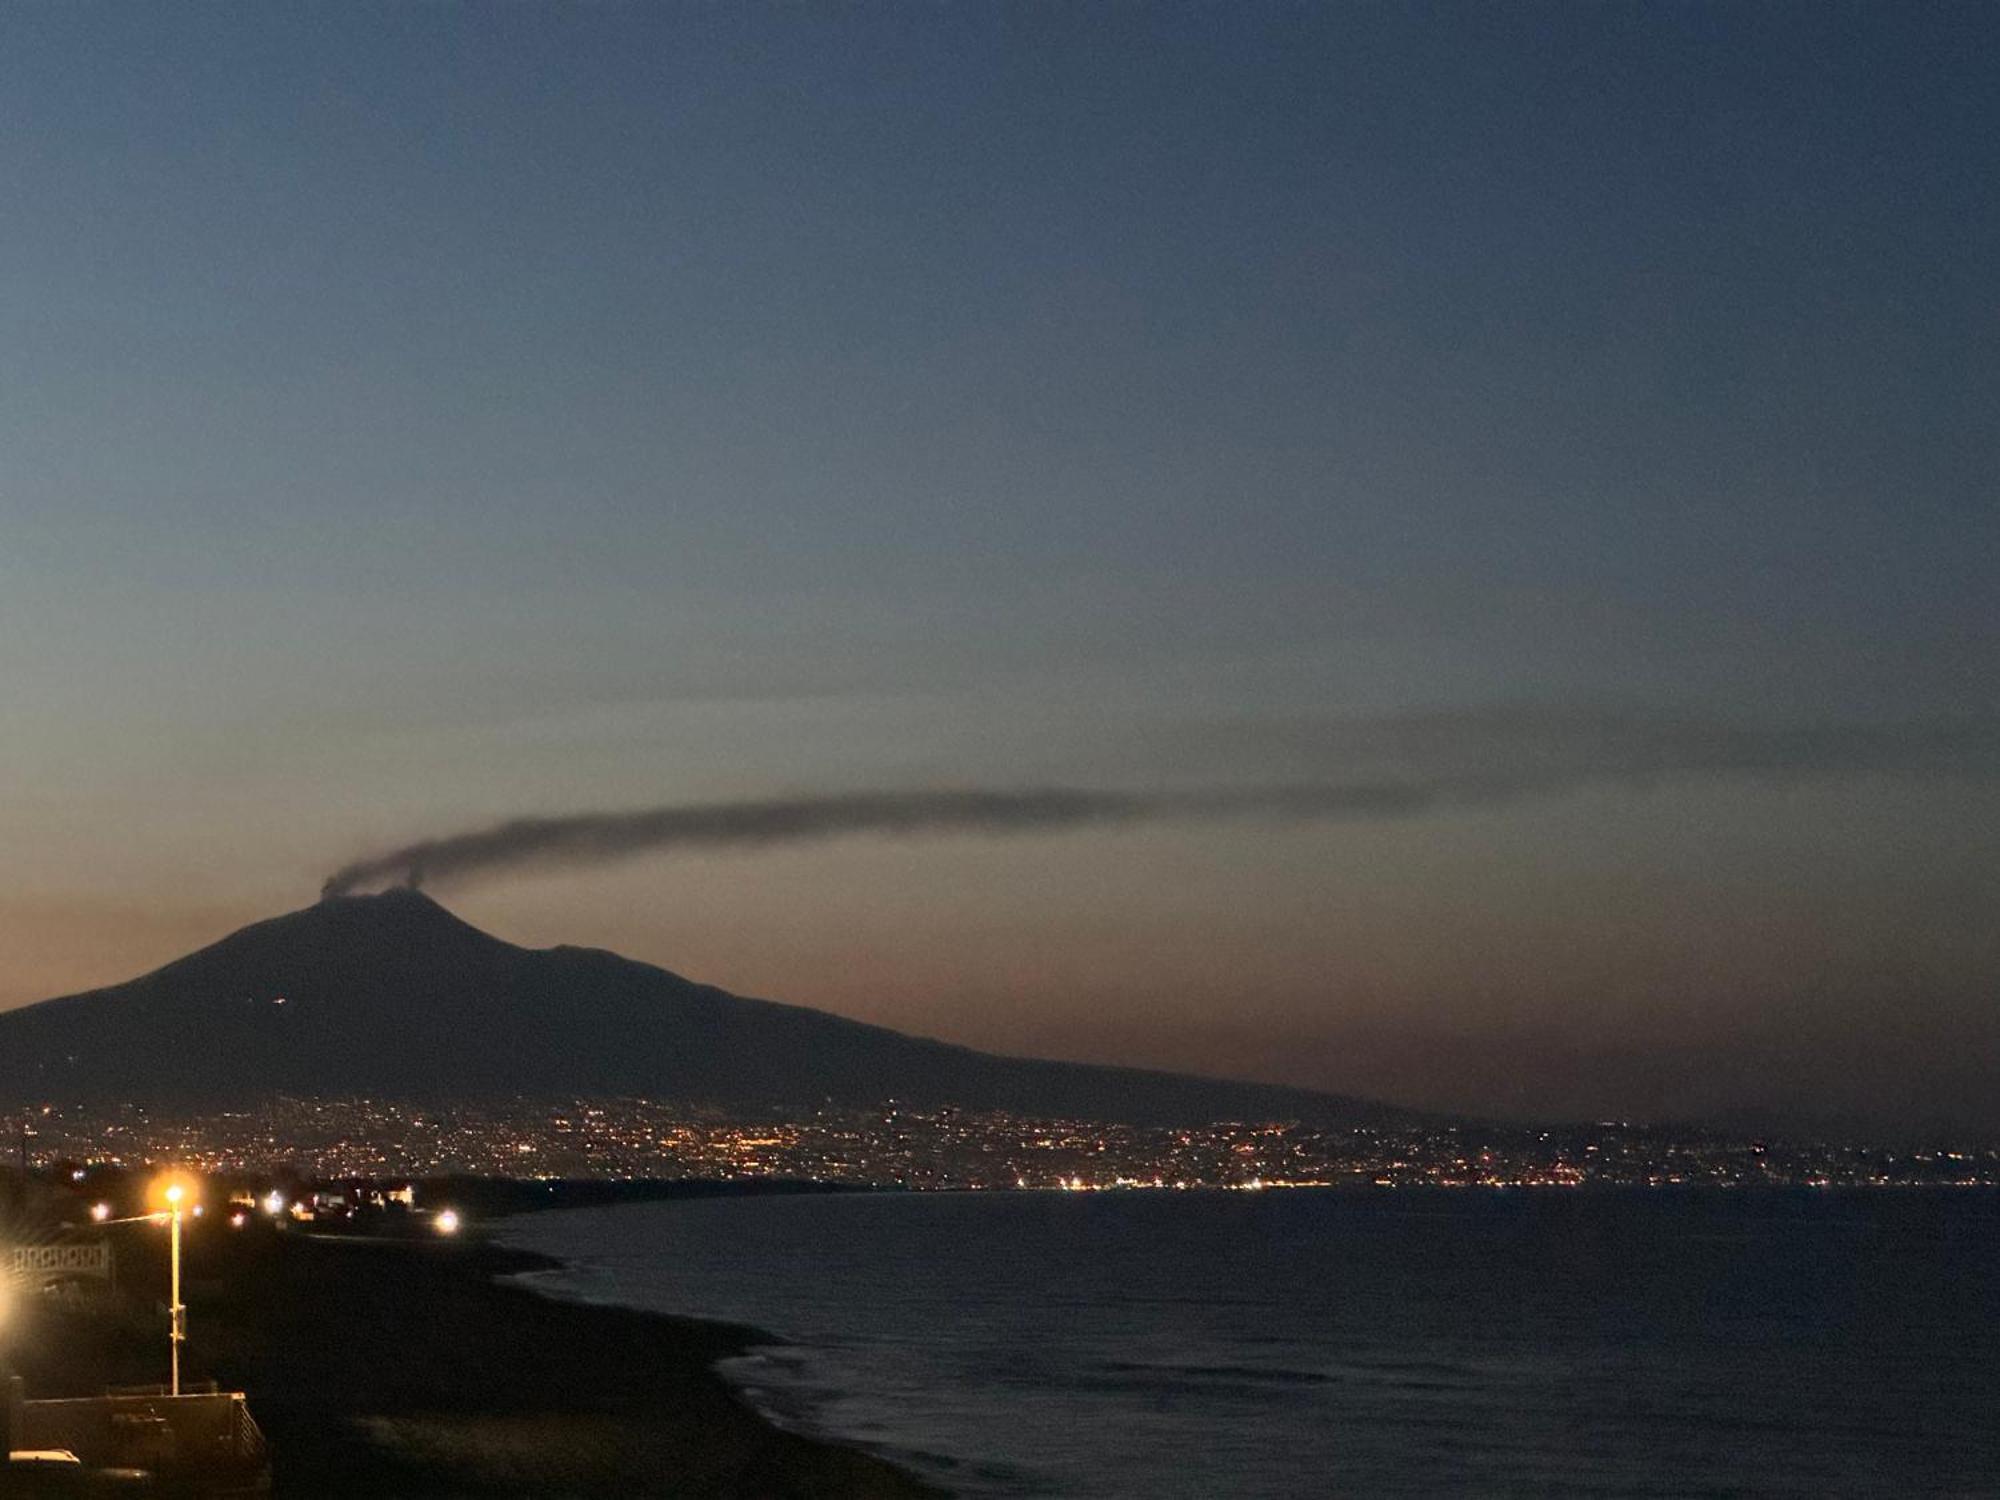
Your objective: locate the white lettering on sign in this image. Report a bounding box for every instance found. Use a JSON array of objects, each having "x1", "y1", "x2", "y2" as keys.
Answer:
[{"x1": 6, "y1": 1242, "x2": 112, "y2": 1282}]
